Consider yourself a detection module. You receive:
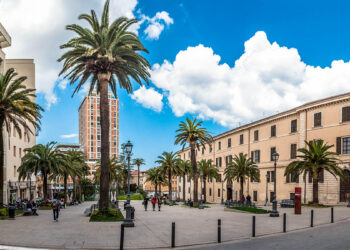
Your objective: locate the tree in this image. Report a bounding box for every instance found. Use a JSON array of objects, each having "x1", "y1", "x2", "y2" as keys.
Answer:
[
  {"x1": 178, "y1": 159, "x2": 191, "y2": 201},
  {"x1": 18, "y1": 142, "x2": 65, "y2": 203},
  {"x1": 146, "y1": 167, "x2": 167, "y2": 197},
  {"x1": 58, "y1": 0, "x2": 150, "y2": 212},
  {"x1": 224, "y1": 154, "x2": 260, "y2": 199},
  {"x1": 285, "y1": 140, "x2": 344, "y2": 204},
  {"x1": 156, "y1": 152, "x2": 179, "y2": 203},
  {"x1": 81, "y1": 178, "x2": 95, "y2": 200},
  {"x1": 198, "y1": 159, "x2": 219, "y2": 203},
  {"x1": 175, "y1": 118, "x2": 212, "y2": 204},
  {"x1": 94, "y1": 157, "x2": 123, "y2": 186},
  {"x1": 133, "y1": 158, "x2": 145, "y2": 190},
  {"x1": 0, "y1": 68, "x2": 43, "y2": 205}
]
